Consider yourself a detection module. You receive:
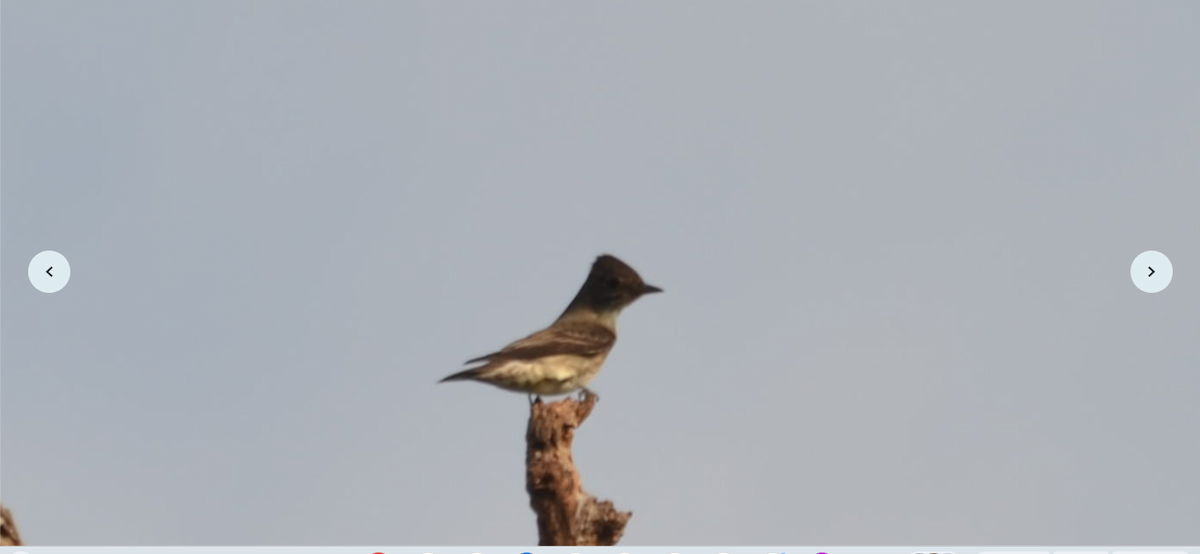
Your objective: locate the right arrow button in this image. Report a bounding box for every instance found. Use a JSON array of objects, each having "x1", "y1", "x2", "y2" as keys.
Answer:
[{"x1": 1131, "y1": 251, "x2": 1172, "y2": 293}]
